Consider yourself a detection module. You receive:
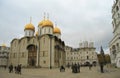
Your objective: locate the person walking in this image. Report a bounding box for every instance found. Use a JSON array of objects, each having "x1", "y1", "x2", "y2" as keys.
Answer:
[
  {"x1": 77, "y1": 63, "x2": 80, "y2": 73},
  {"x1": 100, "y1": 63, "x2": 104, "y2": 73},
  {"x1": 9, "y1": 64, "x2": 13, "y2": 73},
  {"x1": 17, "y1": 64, "x2": 22, "y2": 74}
]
